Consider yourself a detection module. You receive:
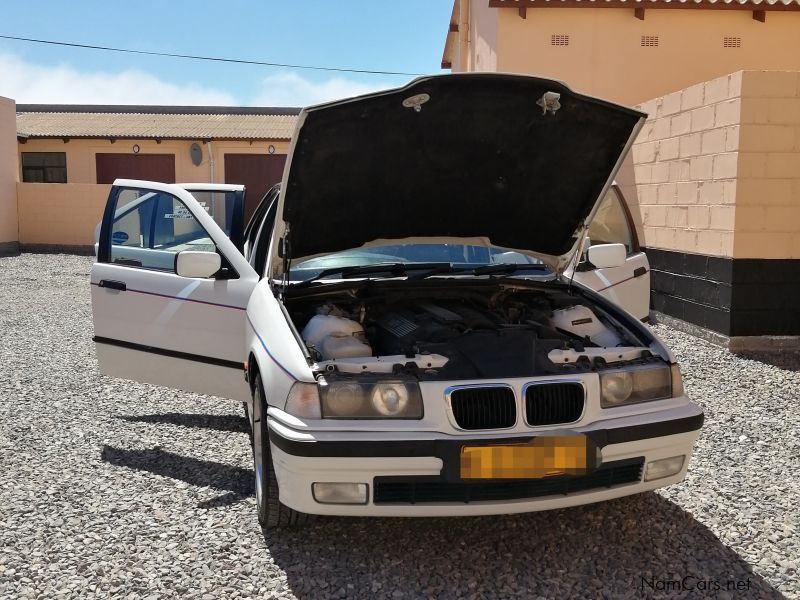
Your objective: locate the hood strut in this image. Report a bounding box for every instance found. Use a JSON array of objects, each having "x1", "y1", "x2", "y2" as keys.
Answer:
[
  {"x1": 567, "y1": 222, "x2": 589, "y2": 293},
  {"x1": 279, "y1": 226, "x2": 292, "y2": 299}
]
